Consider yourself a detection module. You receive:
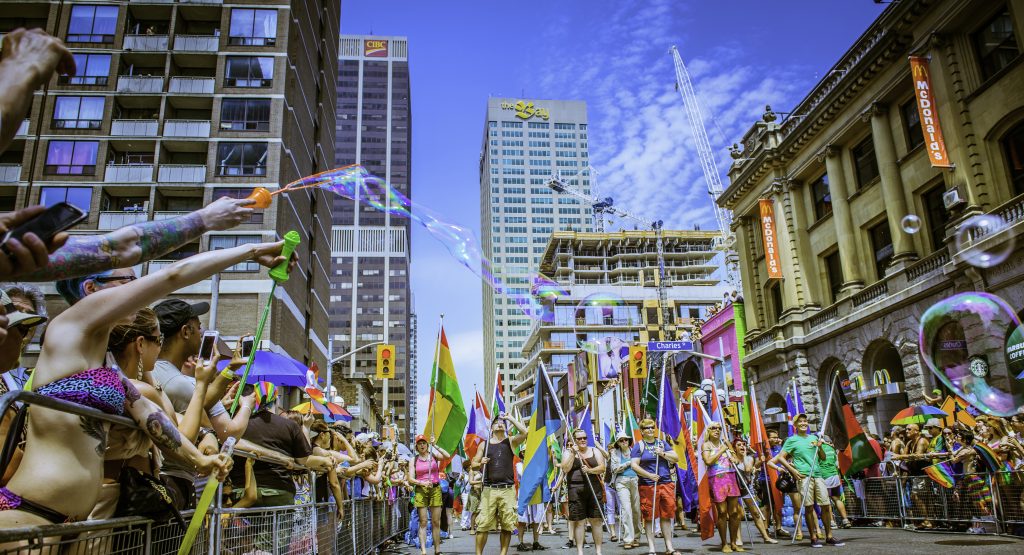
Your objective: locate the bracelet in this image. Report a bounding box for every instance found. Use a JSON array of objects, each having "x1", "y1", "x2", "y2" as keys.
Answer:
[{"x1": 220, "y1": 367, "x2": 239, "y2": 381}]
